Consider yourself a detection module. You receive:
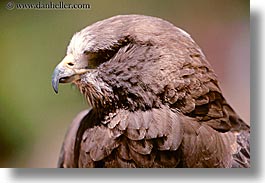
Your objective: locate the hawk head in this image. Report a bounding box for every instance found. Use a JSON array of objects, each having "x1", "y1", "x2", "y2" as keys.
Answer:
[{"x1": 52, "y1": 15, "x2": 216, "y2": 114}]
